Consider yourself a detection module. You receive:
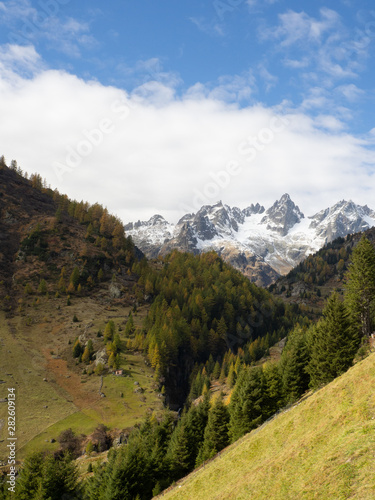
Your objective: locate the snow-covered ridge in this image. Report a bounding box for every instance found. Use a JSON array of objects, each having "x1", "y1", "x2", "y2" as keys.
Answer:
[{"x1": 125, "y1": 195, "x2": 375, "y2": 285}]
